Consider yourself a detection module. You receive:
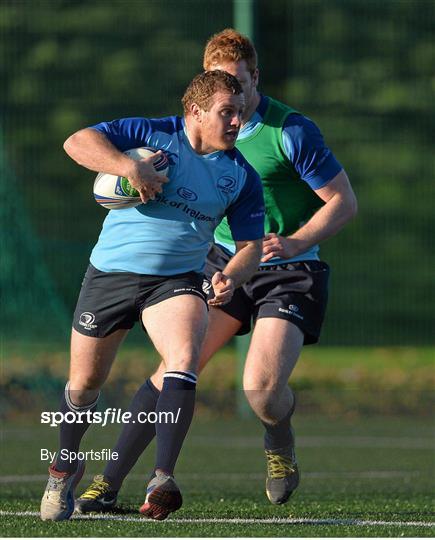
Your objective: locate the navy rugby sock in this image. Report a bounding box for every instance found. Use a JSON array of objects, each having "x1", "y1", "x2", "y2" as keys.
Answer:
[
  {"x1": 262, "y1": 393, "x2": 296, "y2": 451},
  {"x1": 103, "y1": 378, "x2": 160, "y2": 490},
  {"x1": 54, "y1": 382, "x2": 99, "y2": 473},
  {"x1": 154, "y1": 371, "x2": 197, "y2": 475}
]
